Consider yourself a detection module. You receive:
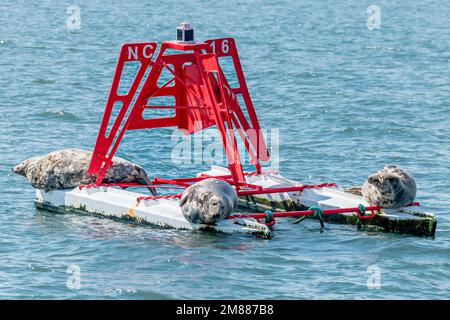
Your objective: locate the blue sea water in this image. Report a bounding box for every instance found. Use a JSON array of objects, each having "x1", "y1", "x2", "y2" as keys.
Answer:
[{"x1": 1, "y1": 0, "x2": 449, "y2": 299}]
